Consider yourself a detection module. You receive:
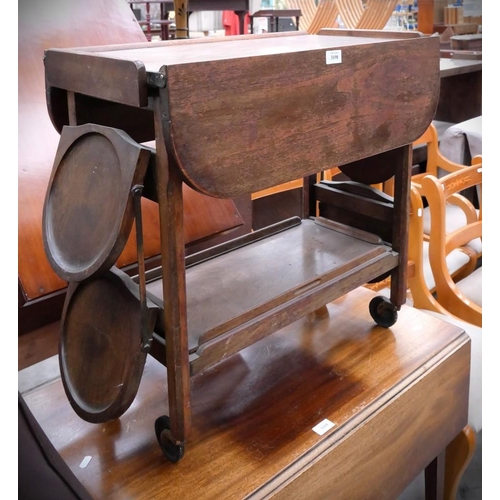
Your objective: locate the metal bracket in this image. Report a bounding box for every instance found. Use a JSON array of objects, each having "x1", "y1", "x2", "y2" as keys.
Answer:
[
  {"x1": 132, "y1": 184, "x2": 154, "y2": 353},
  {"x1": 147, "y1": 72, "x2": 167, "y2": 89}
]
